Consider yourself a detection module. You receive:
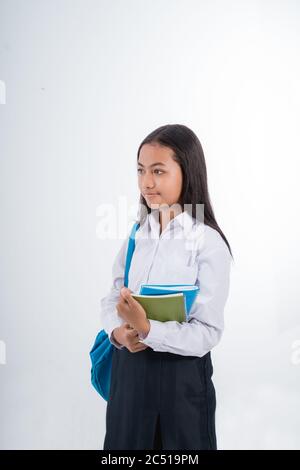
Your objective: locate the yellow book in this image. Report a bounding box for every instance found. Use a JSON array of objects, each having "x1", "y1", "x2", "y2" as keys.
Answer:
[{"x1": 131, "y1": 292, "x2": 186, "y2": 323}]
